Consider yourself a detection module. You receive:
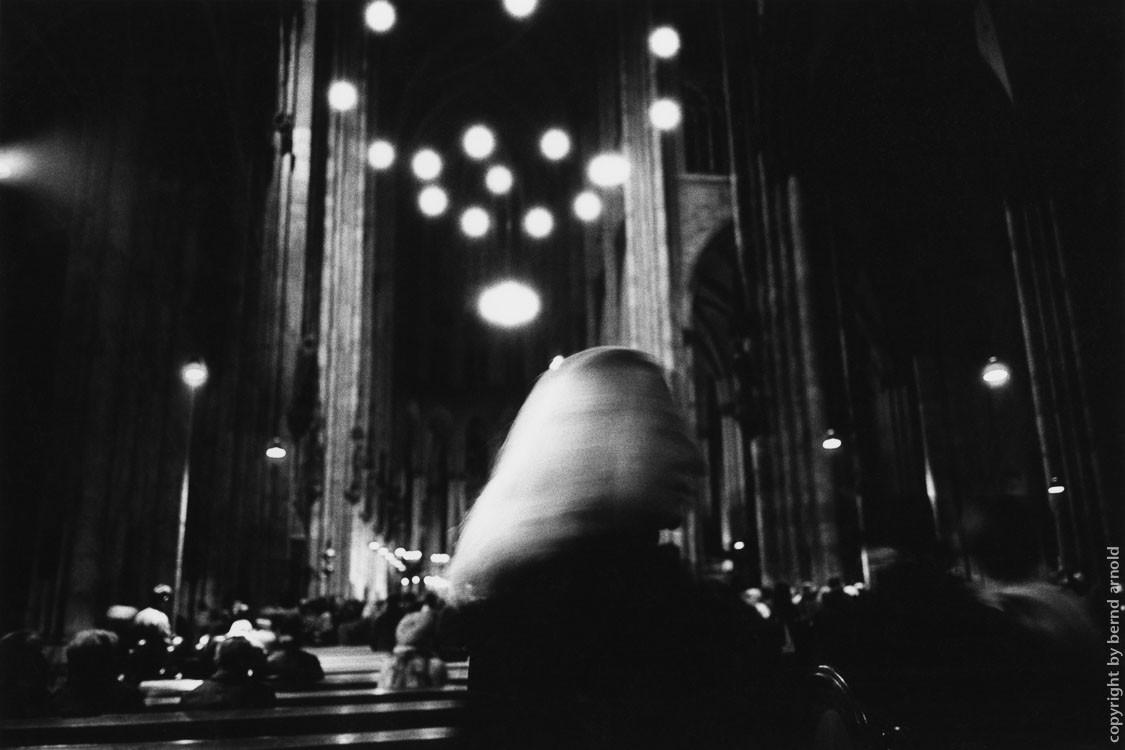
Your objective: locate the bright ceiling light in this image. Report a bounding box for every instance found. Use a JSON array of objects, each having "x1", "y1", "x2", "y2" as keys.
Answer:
[
  {"x1": 364, "y1": 0, "x2": 396, "y2": 33},
  {"x1": 367, "y1": 139, "x2": 395, "y2": 170},
  {"x1": 822, "y1": 429, "x2": 843, "y2": 451},
  {"x1": 478, "y1": 280, "x2": 541, "y2": 327},
  {"x1": 503, "y1": 0, "x2": 538, "y2": 19},
  {"x1": 460, "y1": 206, "x2": 491, "y2": 238},
  {"x1": 1047, "y1": 478, "x2": 1065, "y2": 495},
  {"x1": 573, "y1": 191, "x2": 602, "y2": 222},
  {"x1": 982, "y1": 357, "x2": 1011, "y2": 388},
  {"x1": 485, "y1": 165, "x2": 514, "y2": 195},
  {"x1": 327, "y1": 80, "x2": 359, "y2": 111},
  {"x1": 648, "y1": 26, "x2": 681, "y2": 58},
  {"x1": 587, "y1": 152, "x2": 630, "y2": 187},
  {"x1": 523, "y1": 206, "x2": 554, "y2": 238},
  {"x1": 411, "y1": 148, "x2": 443, "y2": 181},
  {"x1": 463, "y1": 124, "x2": 496, "y2": 160},
  {"x1": 539, "y1": 128, "x2": 571, "y2": 160},
  {"x1": 649, "y1": 98, "x2": 682, "y2": 130},
  {"x1": 0, "y1": 155, "x2": 17, "y2": 181},
  {"x1": 418, "y1": 185, "x2": 449, "y2": 217}
]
